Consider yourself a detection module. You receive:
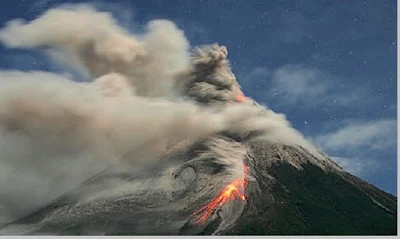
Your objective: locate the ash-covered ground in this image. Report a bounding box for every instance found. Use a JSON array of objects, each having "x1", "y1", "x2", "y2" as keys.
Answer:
[{"x1": 0, "y1": 5, "x2": 396, "y2": 235}]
